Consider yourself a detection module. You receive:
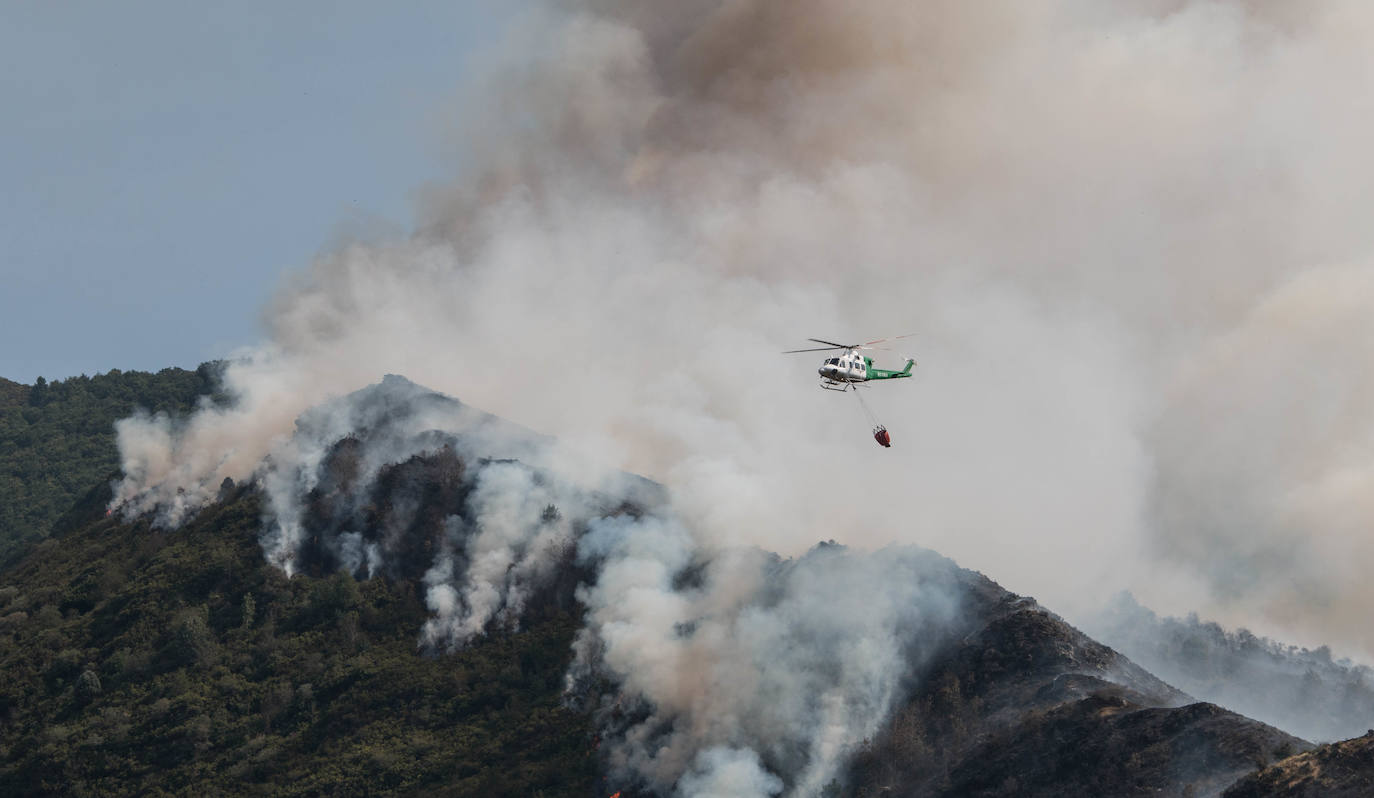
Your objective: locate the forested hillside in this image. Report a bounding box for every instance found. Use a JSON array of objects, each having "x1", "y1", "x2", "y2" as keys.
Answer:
[
  {"x1": 0, "y1": 480, "x2": 596, "y2": 796},
  {"x1": 0, "y1": 366, "x2": 218, "y2": 565}
]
